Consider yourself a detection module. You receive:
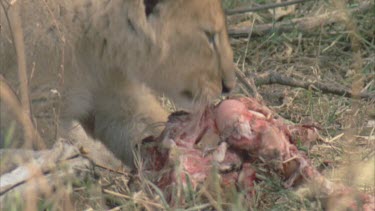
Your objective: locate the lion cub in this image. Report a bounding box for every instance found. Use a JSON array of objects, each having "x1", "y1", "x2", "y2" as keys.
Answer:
[{"x1": 0, "y1": 0, "x2": 236, "y2": 167}]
